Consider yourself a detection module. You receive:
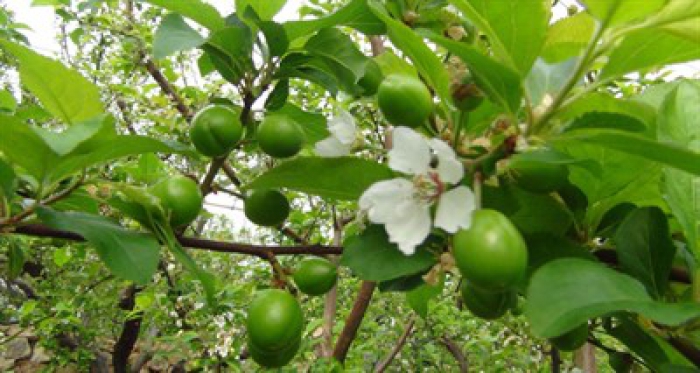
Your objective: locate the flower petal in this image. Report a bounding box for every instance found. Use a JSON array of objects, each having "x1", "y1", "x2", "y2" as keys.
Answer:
[
  {"x1": 359, "y1": 178, "x2": 414, "y2": 224},
  {"x1": 388, "y1": 127, "x2": 430, "y2": 175},
  {"x1": 435, "y1": 186, "x2": 475, "y2": 233},
  {"x1": 328, "y1": 109, "x2": 356, "y2": 145},
  {"x1": 428, "y1": 138, "x2": 463, "y2": 184},
  {"x1": 314, "y1": 136, "x2": 351, "y2": 157},
  {"x1": 384, "y1": 199, "x2": 431, "y2": 255}
]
